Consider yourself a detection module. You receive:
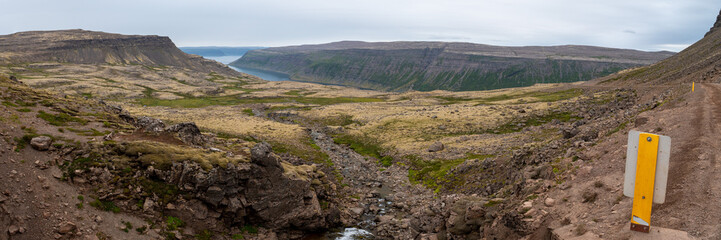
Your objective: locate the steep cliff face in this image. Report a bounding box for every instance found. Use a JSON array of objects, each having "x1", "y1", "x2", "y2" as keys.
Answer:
[
  {"x1": 232, "y1": 41, "x2": 674, "y2": 91},
  {"x1": 0, "y1": 29, "x2": 239, "y2": 76}
]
